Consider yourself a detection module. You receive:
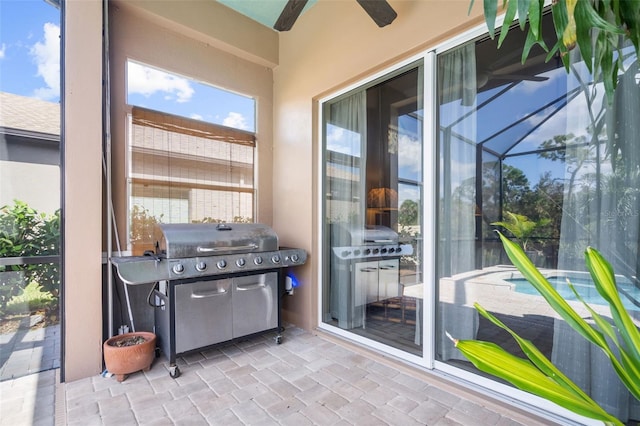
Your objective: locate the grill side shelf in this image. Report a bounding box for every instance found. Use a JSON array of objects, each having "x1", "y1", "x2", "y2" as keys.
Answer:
[{"x1": 111, "y1": 257, "x2": 170, "y2": 285}]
